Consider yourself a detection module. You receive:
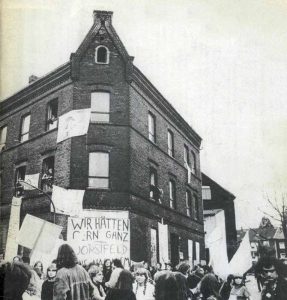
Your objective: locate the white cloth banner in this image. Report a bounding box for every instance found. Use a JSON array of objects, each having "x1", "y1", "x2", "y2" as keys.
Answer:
[
  {"x1": 52, "y1": 185, "x2": 85, "y2": 216},
  {"x1": 158, "y1": 223, "x2": 169, "y2": 264},
  {"x1": 5, "y1": 197, "x2": 22, "y2": 261},
  {"x1": 16, "y1": 214, "x2": 62, "y2": 253},
  {"x1": 207, "y1": 210, "x2": 230, "y2": 278},
  {"x1": 229, "y1": 231, "x2": 252, "y2": 275},
  {"x1": 195, "y1": 242, "x2": 200, "y2": 264},
  {"x1": 57, "y1": 108, "x2": 91, "y2": 143},
  {"x1": 188, "y1": 239, "x2": 193, "y2": 267},
  {"x1": 23, "y1": 173, "x2": 40, "y2": 190},
  {"x1": 67, "y1": 210, "x2": 130, "y2": 265}
]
